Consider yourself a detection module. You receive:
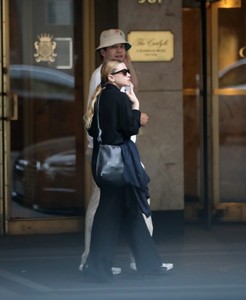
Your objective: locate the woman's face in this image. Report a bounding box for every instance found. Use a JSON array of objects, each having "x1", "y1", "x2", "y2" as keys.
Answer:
[{"x1": 110, "y1": 63, "x2": 131, "y2": 88}]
